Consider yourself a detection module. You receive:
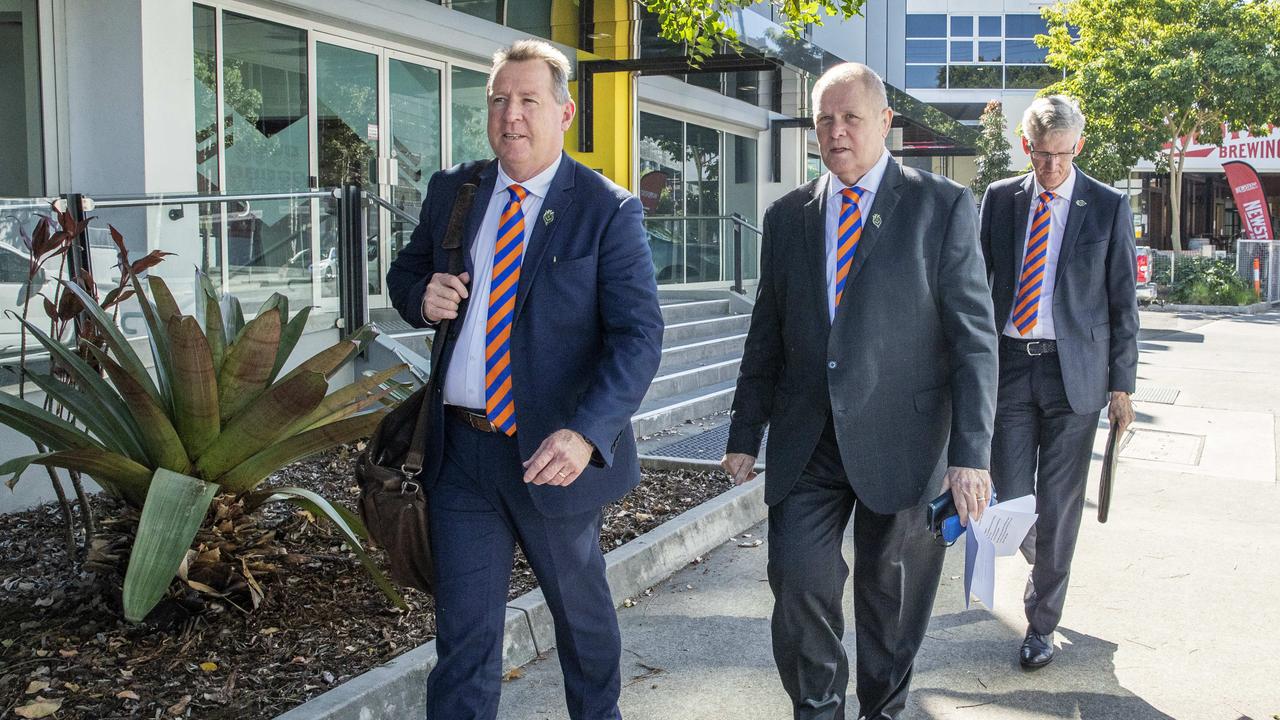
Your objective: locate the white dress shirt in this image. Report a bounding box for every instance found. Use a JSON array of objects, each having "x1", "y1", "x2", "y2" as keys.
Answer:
[
  {"x1": 442, "y1": 156, "x2": 562, "y2": 409},
  {"x1": 1004, "y1": 166, "x2": 1076, "y2": 340},
  {"x1": 822, "y1": 148, "x2": 890, "y2": 322}
]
